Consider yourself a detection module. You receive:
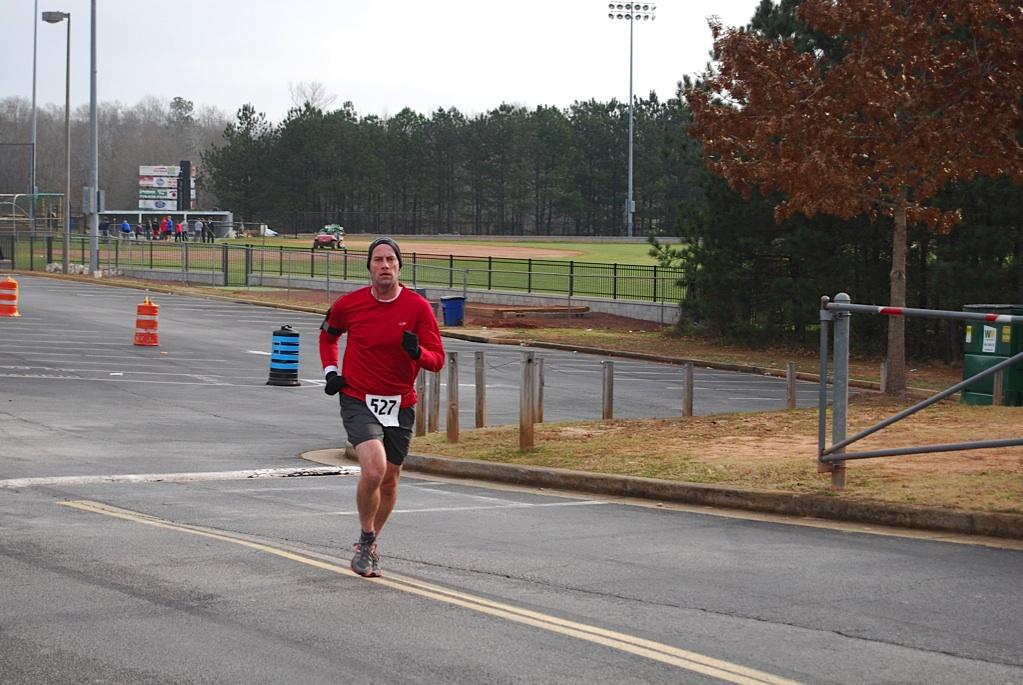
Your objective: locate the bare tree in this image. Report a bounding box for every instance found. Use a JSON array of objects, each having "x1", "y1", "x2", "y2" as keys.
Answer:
[
  {"x1": 0, "y1": 95, "x2": 227, "y2": 214},
  {"x1": 288, "y1": 81, "x2": 337, "y2": 111}
]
